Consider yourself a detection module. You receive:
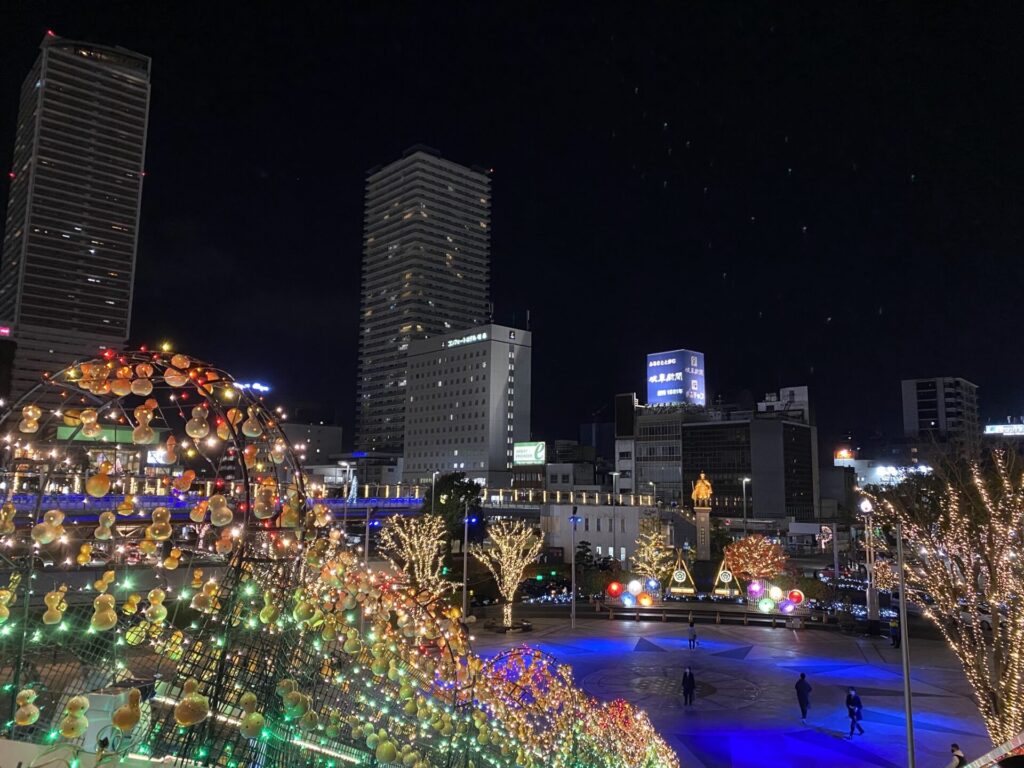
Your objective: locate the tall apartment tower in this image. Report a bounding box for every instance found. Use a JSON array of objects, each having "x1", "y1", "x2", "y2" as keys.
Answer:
[
  {"x1": 901, "y1": 377, "x2": 980, "y2": 458},
  {"x1": 0, "y1": 34, "x2": 151, "y2": 399},
  {"x1": 355, "y1": 147, "x2": 491, "y2": 453}
]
